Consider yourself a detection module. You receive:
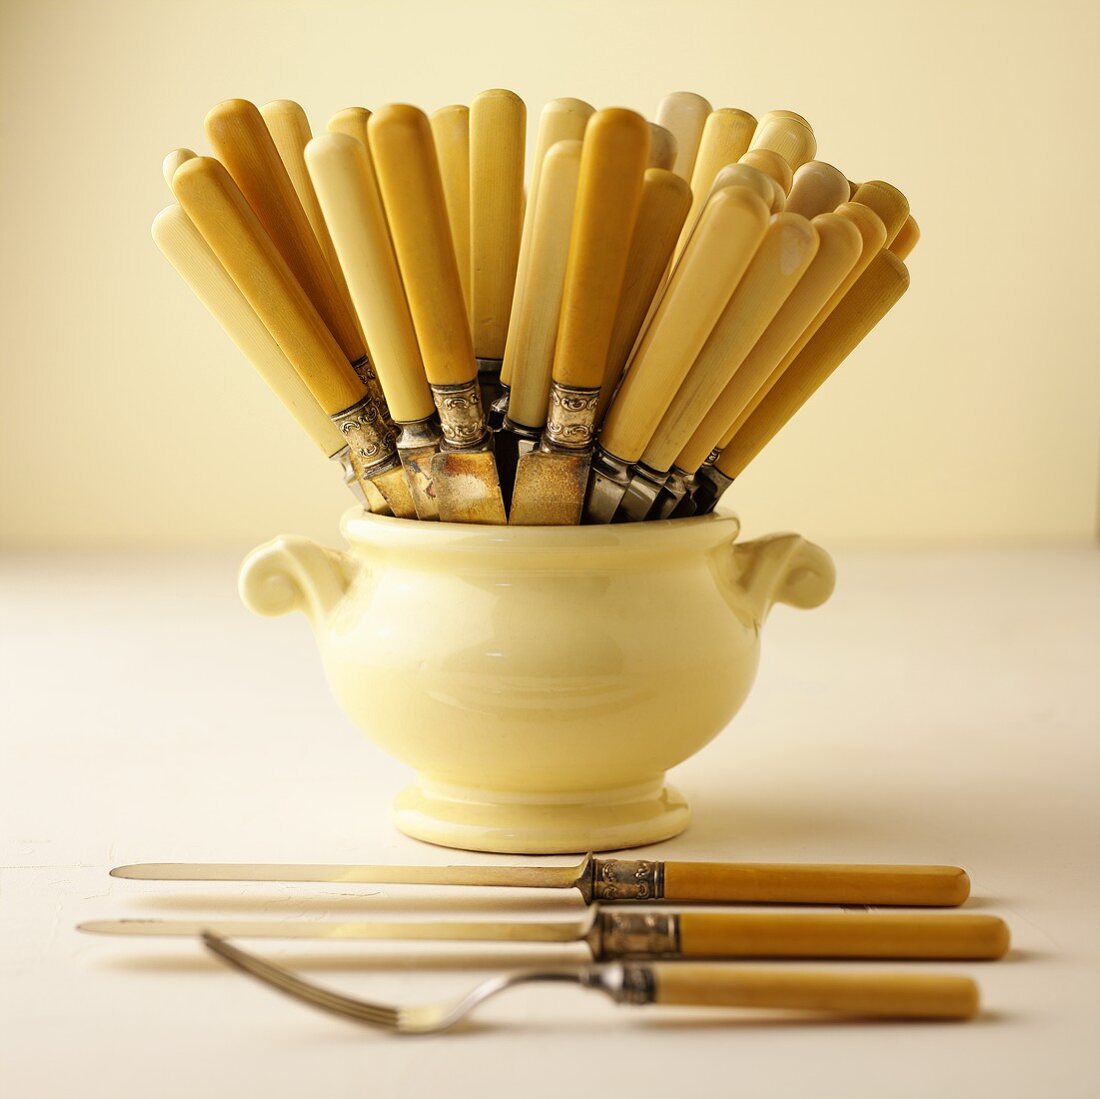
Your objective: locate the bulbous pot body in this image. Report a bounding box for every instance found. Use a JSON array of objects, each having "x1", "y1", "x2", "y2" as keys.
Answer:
[{"x1": 240, "y1": 510, "x2": 834, "y2": 853}]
